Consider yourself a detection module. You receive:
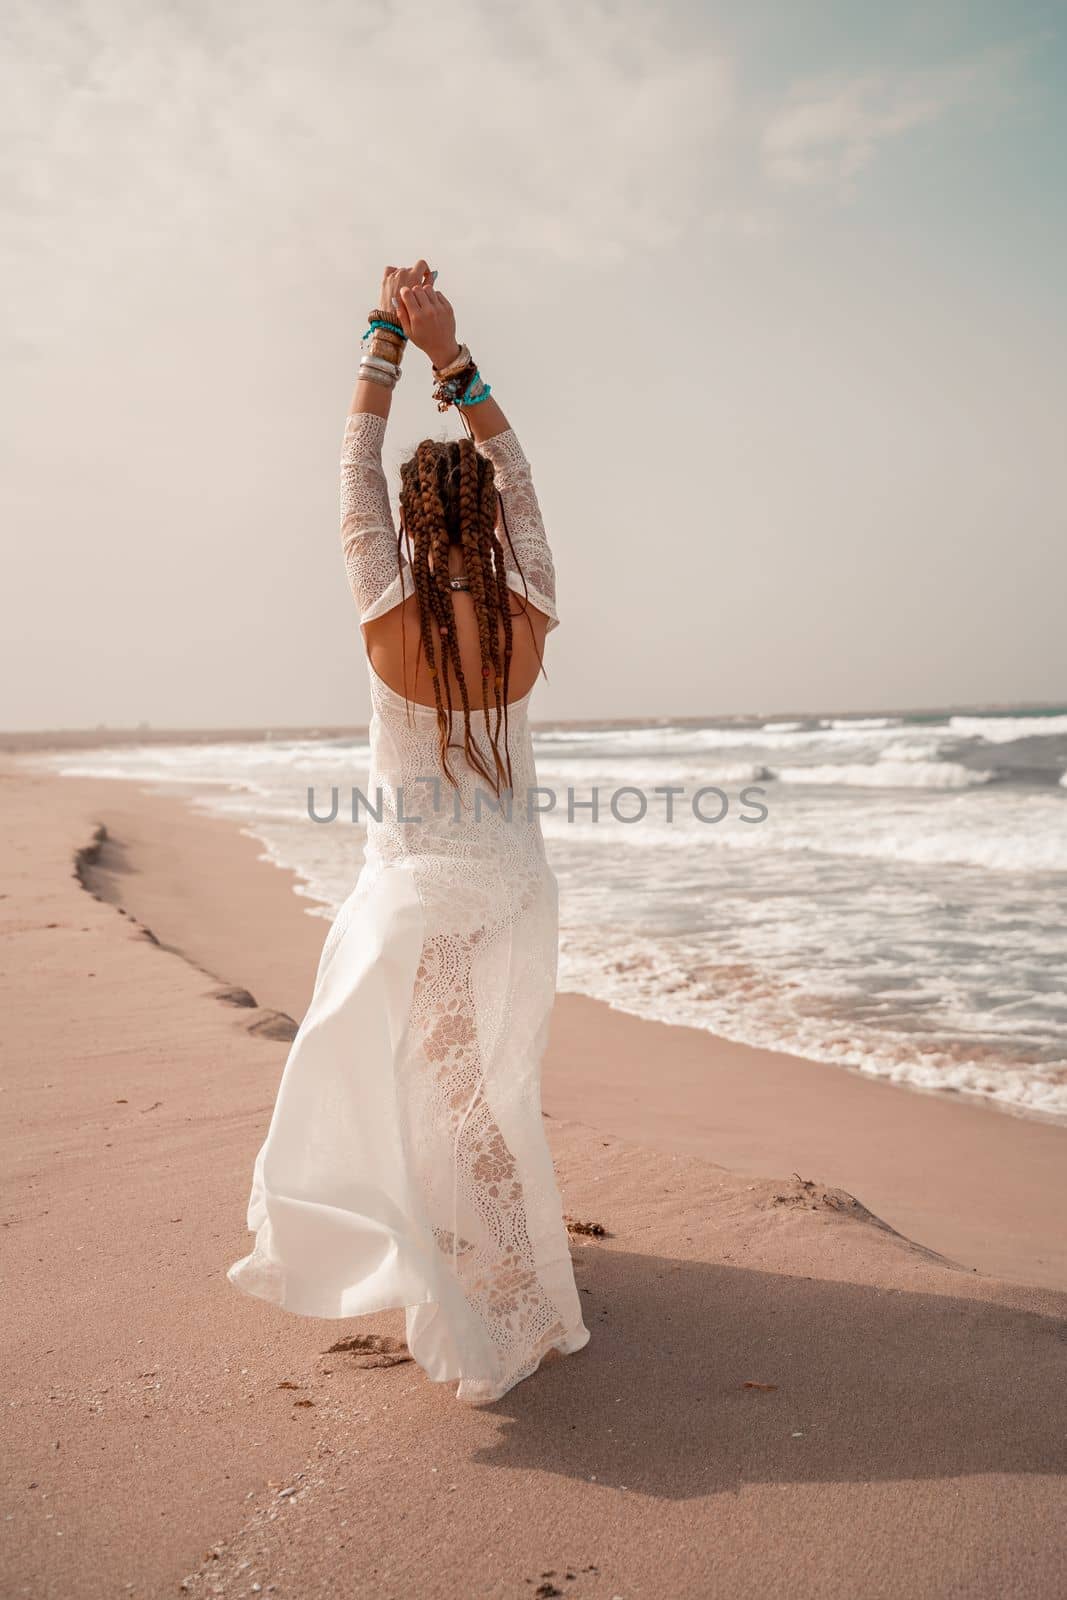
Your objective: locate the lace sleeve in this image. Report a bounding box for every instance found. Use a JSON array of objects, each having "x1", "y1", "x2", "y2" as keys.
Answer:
[
  {"x1": 474, "y1": 428, "x2": 559, "y2": 632},
  {"x1": 339, "y1": 412, "x2": 414, "y2": 624}
]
